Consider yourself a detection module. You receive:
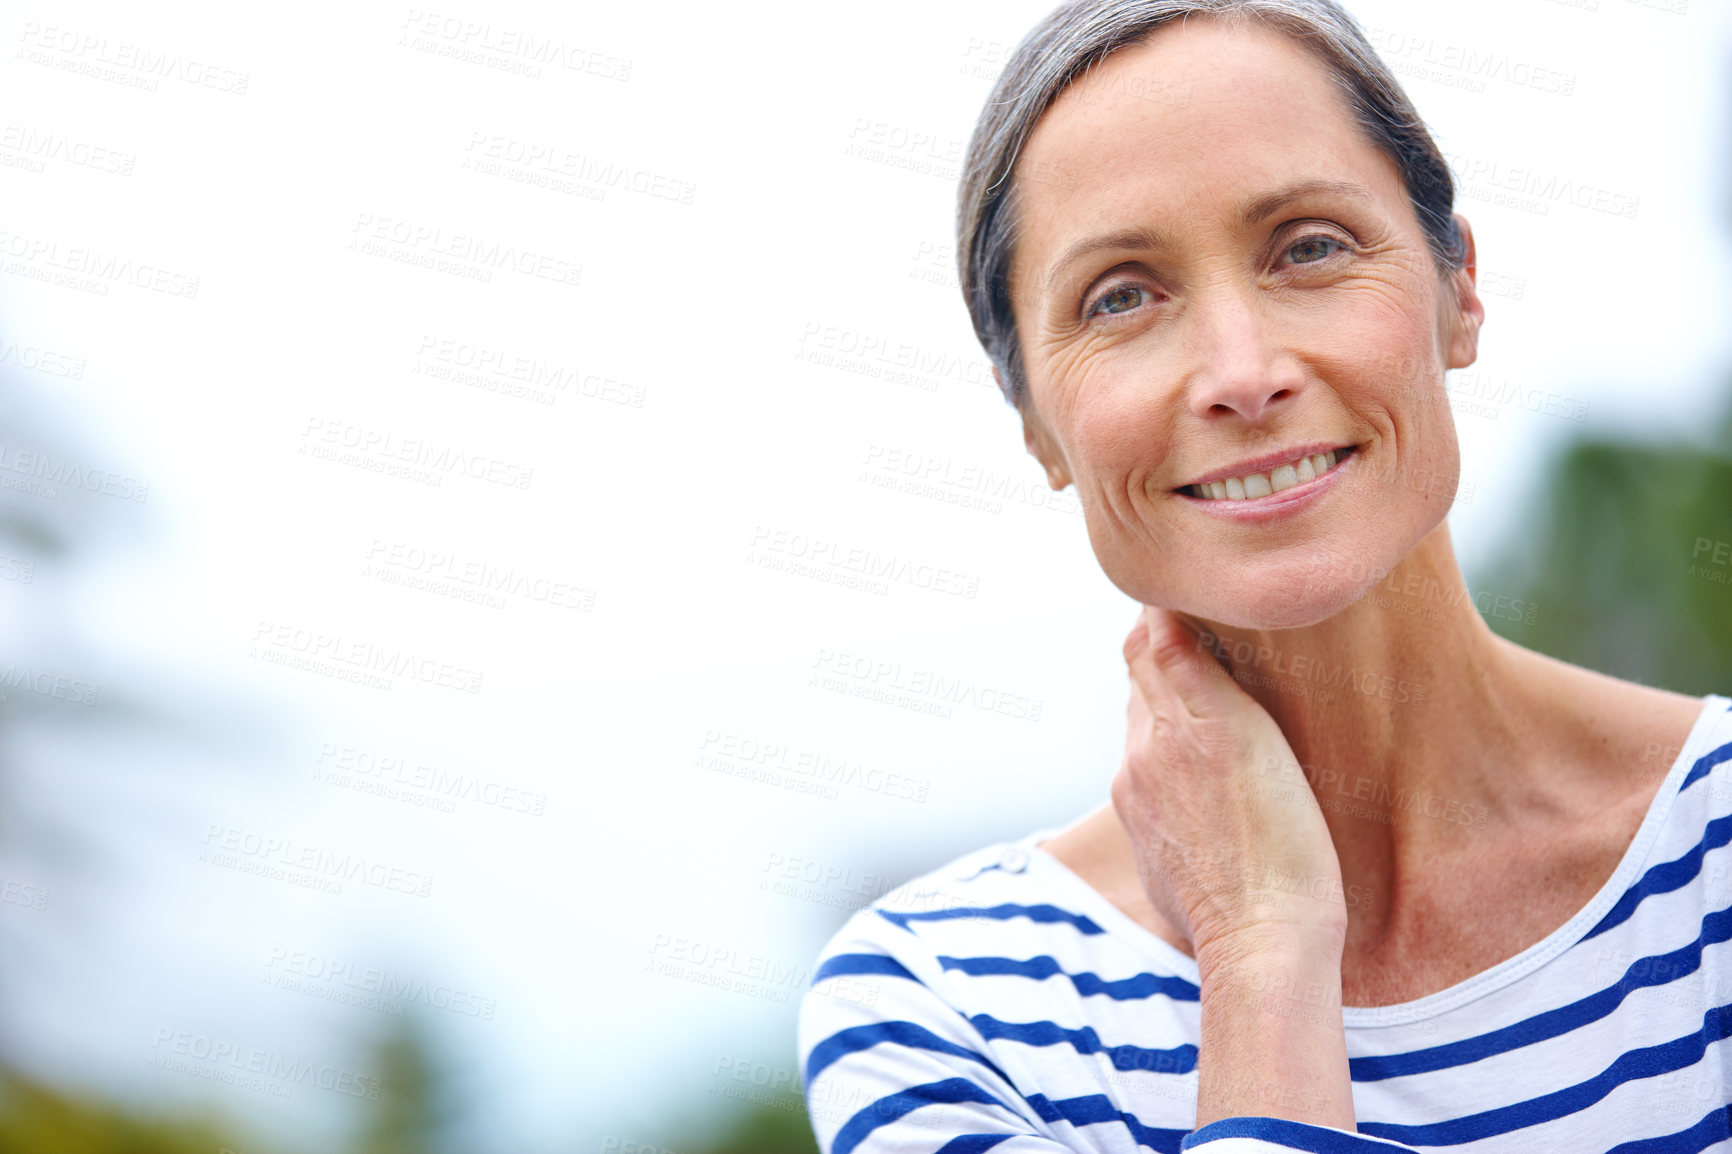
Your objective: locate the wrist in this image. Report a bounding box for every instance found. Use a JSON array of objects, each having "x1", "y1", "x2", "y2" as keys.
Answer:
[{"x1": 1194, "y1": 918, "x2": 1346, "y2": 988}]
